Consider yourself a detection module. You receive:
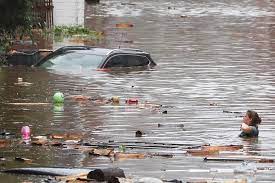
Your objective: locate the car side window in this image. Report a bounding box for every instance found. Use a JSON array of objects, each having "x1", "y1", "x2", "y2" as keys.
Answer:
[
  {"x1": 104, "y1": 55, "x2": 150, "y2": 68},
  {"x1": 127, "y1": 55, "x2": 149, "y2": 67},
  {"x1": 104, "y1": 55, "x2": 125, "y2": 68}
]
